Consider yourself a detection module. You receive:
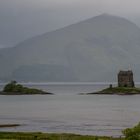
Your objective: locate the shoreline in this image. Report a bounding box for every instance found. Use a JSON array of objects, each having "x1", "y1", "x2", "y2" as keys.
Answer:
[
  {"x1": 0, "y1": 91, "x2": 53, "y2": 95},
  {"x1": 85, "y1": 92, "x2": 140, "y2": 95},
  {"x1": 0, "y1": 124, "x2": 21, "y2": 128},
  {"x1": 83, "y1": 87, "x2": 140, "y2": 95},
  {"x1": 0, "y1": 132, "x2": 124, "y2": 140},
  {"x1": 79, "y1": 92, "x2": 140, "y2": 95}
]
